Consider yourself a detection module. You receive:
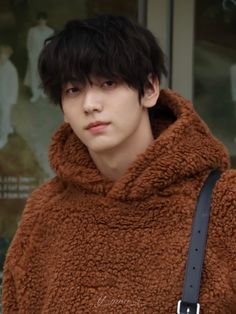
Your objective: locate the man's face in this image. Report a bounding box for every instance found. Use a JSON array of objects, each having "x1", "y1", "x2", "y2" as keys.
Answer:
[{"x1": 61, "y1": 77, "x2": 156, "y2": 155}]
